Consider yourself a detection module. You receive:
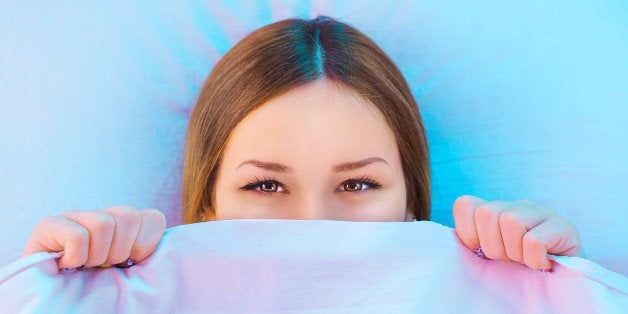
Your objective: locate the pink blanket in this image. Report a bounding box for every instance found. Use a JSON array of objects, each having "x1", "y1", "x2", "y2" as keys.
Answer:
[{"x1": 1, "y1": 220, "x2": 626, "y2": 312}]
